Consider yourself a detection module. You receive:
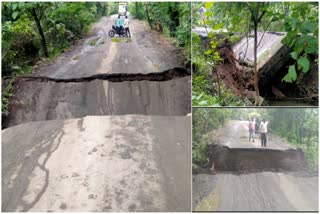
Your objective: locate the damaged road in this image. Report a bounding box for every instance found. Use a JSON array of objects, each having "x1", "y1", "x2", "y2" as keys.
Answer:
[
  {"x1": 4, "y1": 69, "x2": 191, "y2": 128},
  {"x1": 2, "y1": 15, "x2": 191, "y2": 211},
  {"x1": 2, "y1": 115, "x2": 191, "y2": 212},
  {"x1": 193, "y1": 28, "x2": 318, "y2": 105},
  {"x1": 193, "y1": 120, "x2": 318, "y2": 211},
  {"x1": 3, "y1": 16, "x2": 191, "y2": 128}
]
